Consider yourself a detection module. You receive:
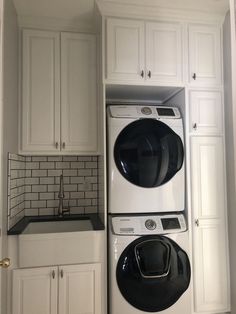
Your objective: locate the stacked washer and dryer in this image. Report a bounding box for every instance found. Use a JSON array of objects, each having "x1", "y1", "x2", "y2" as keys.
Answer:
[{"x1": 107, "y1": 105, "x2": 191, "y2": 314}]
